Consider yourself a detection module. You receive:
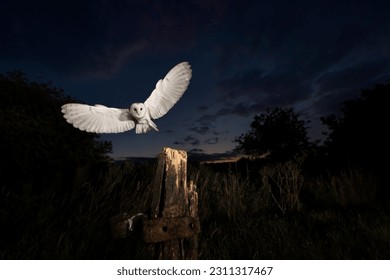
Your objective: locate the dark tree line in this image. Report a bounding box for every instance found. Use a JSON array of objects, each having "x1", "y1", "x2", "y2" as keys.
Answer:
[
  {"x1": 0, "y1": 71, "x2": 112, "y2": 194},
  {"x1": 234, "y1": 81, "x2": 390, "y2": 198},
  {"x1": 321, "y1": 83, "x2": 390, "y2": 173},
  {"x1": 0, "y1": 71, "x2": 115, "y2": 257}
]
